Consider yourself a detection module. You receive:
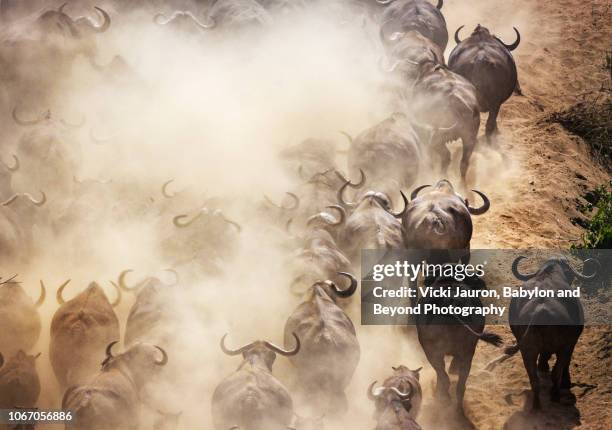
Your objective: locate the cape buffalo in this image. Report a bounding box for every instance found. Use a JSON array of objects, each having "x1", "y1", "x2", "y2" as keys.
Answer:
[
  {"x1": 370, "y1": 365, "x2": 423, "y2": 420},
  {"x1": 449, "y1": 24, "x2": 521, "y2": 141},
  {"x1": 416, "y1": 276, "x2": 502, "y2": 415},
  {"x1": 337, "y1": 173, "x2": 408, "y2": 260},
  {"x1": 50, "y1": 281, "x2": 121, "y2": 388},
  {"x1": 380, "y1": 30, "x2": 445, "y2": 80},
  {"x1": 119, "y1": 270, "x2": 180, "y2": 348},
  {"x1": 368, "y1": 381, "x2": 422, "y2": 430},
  {"x1": 284, "y1": 272, "x2": 360, "y2": 415},
  {"x1": 0, "y1": 350, "x2": 41, "y2": 409},
  {"x1": 343, "y1": 114, "x2": 421, "y2": 192},
  {"x1": 62, "y1": 342, "x2": 169, "y2": 430},
  {"x1": 499, "y1": 256, "x2": 595, "y2": 410},
  {"x1": 212, "y1": 333, "x2": 301, "y2": 430},
  {"x1": 379, "y1": 0, "x2": 448, "y2": 51},
  {"x1": 0, "y1": 278, "x2": 45, "y2": 355},
  {"x1": 402, "y1": 180, "x2": 489, "y2": 262},
  {"x1": 409, "y1": 61, "x2": 480, "y2": 182}
]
